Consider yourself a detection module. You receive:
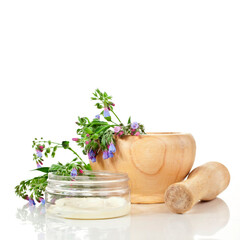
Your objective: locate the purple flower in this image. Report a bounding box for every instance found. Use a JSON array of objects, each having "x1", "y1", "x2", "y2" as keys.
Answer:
[
  {"x1": 37, "y1": 163, "x2": 41, "y2": 168},
  {"x1": 131, "y1": 122, "x2": 139, "y2": 130},
  {"x1": 109, "y1": 143, "x2": 116, "y2": 153},
  {"x1": 95, "y1": 114, "x2": 100, "y2": 119},
  {"x1": 88, "y1": 149, "x2": 95, "y2": 159},
  {"x1": 72, "y1": 138, "x2": 79, "y2": 141},
  {"x1": 108, "y1": 151, "x2": 114, "y2": 158},
  {"x1": 28, "y1": 198, "x2": 36, "y2": 206},
  {"x1": 104, "y1": 108, "x2": 110, "y2": 118},
  {"x1": 36, "y1": 150, "x2": 42, "y2": 158},
  {"x1": 71, "y1": 168, "x2": 78, "y2": 177},
  {"x1": 114, "y1": 126, "x2": 121, "y2": 133},
  {"x1": 91, "y1": 157, "x2": 96, "y2": 163},
  {"x1": 103, "y1": 151, "x2": 109, "y2": 160}
]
